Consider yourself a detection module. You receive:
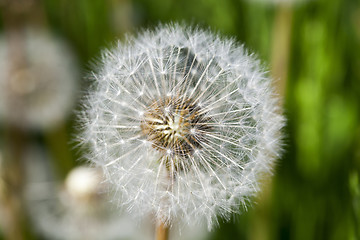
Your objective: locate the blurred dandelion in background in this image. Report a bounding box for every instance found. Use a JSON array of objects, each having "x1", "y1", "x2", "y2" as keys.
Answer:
[
  {"x1": 25, "y1": 147, "x2": 209, "y2": 240},
  {"x1": 0, "y1": 29, "x2": 79, "y2": 130},
  {"x1": 0, "y1": 19, "x2": 80, "y2": 239},
  {"x1": 25, "y1": 152, "x2": 142, "y2": 240},
  {"x1": 79, "y1": 24, "x2": 284, "y2": 236}
]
